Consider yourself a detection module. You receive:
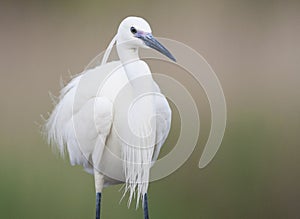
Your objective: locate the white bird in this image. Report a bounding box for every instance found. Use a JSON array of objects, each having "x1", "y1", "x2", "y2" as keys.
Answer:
[{"x1": 44, "y1": 16, "x2": 176, "y2": 219}]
